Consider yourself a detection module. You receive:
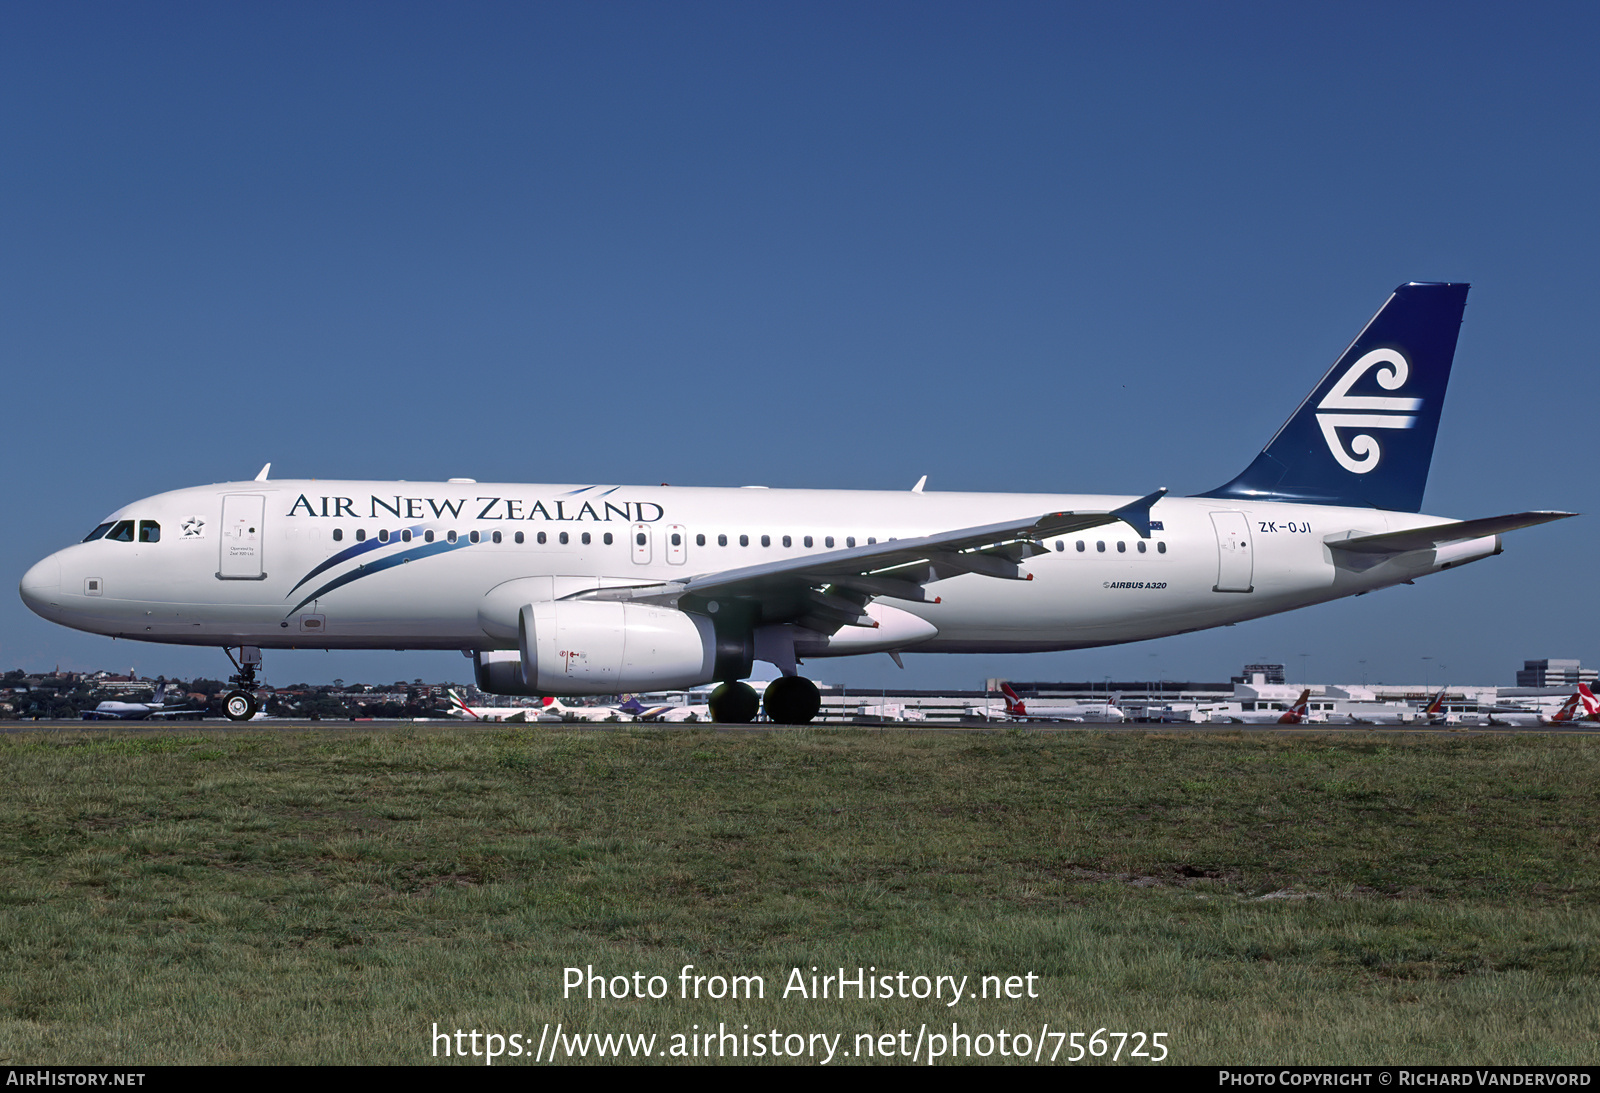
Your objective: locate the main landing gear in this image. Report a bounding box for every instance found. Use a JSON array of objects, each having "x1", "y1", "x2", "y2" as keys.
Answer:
[
  {"x1": 222, "y1": 646, "x2": 263, "y2": 722},
  {"x1": 708, "y1": 676, "x2": 822, "y2": 724}
]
